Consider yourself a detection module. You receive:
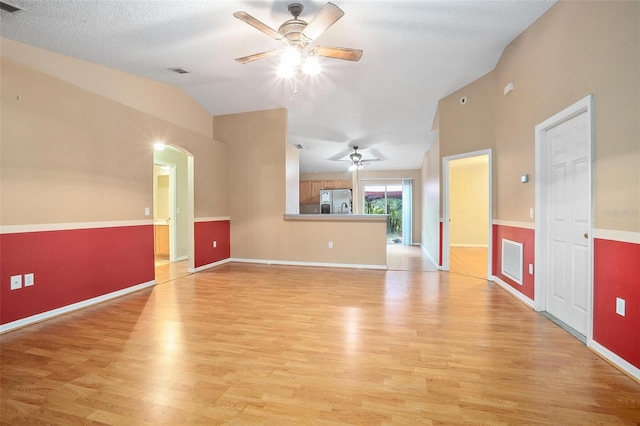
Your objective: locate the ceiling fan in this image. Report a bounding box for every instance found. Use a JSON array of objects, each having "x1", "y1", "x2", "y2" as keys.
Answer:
[
  {"x1": 233, "y1": 2, "x2": 363, "y2": 78},
  {"x1": 342, "y1": 146, "x2": 380, "y2": 171}
]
